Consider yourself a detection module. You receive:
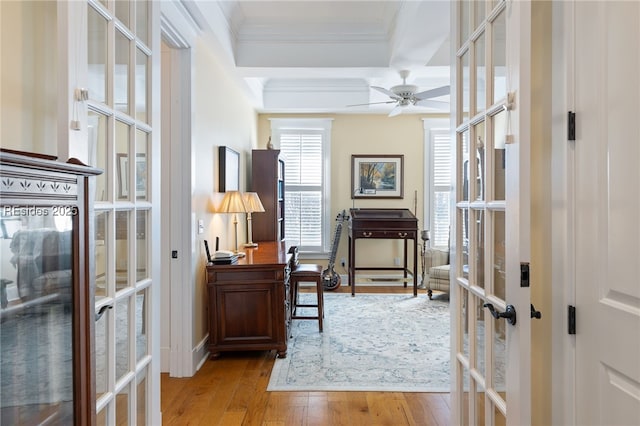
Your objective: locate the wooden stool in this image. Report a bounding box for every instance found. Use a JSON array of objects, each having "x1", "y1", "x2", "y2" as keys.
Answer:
[{"x1": 290, "y1": 264, "x2": 324, "y2": 332}]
